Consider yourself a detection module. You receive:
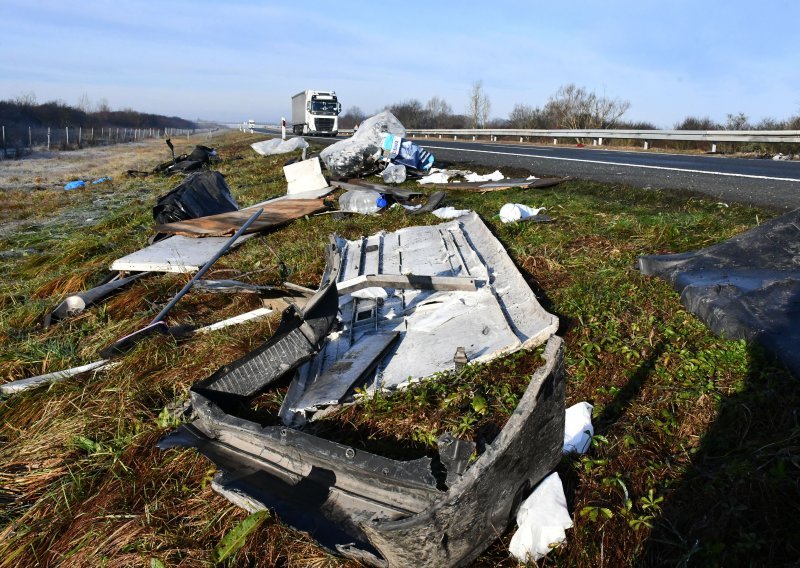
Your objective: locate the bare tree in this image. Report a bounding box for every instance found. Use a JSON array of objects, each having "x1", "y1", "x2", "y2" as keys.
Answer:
[
  {"x1": 467, "y1": 81, "x2": 491, "y2": 128},
  {"x1": 14, "y1": 91, "x2": 37, "y2": 107},
  {"x1": 386, "y1": 99, "x2": 426, "y2": 128},
  {"x1": 544, "y1": 84, "x2": 630, "y2": 129},
  {"x1": 76, "y1": 93, "x2": 92, "y2": 113},
  {"x1": 674, "y1": 116, "x2": 720, "y2": 130},
  {"x1": 339, "y1": 105, "x2": 366, "y2": 128},
  {"x1": 508, "y1": 103, "x2": 550, "y2": 129},
  {"x1": 725, "y1": 112, "x2": 750, "y2": 130},
  {"x1": 425, "y1": 96, "x2": 452, "y2": 128},
  {"x1": 95, "y1": 98, "x2": 111, "y2": 113}
]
